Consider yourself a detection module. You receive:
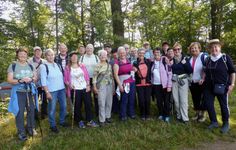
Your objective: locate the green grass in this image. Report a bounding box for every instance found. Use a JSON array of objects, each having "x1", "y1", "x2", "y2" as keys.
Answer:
[{"x1": 1, "y1": 91, "x2": 236, "y2": 150}]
